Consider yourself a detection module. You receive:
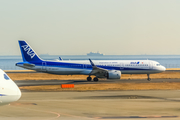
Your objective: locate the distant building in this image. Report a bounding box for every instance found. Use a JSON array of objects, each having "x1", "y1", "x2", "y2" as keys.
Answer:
[{"x1": 87, "y1": 51, "x2": 103, "y2": 56}]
